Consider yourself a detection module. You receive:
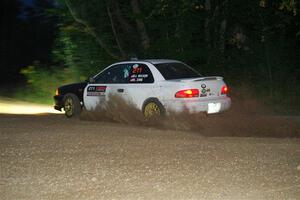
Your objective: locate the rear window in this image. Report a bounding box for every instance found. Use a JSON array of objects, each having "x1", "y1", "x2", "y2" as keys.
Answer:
[{"x1": 154, "y1": 62, "x2": 201, "y2": 80}]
